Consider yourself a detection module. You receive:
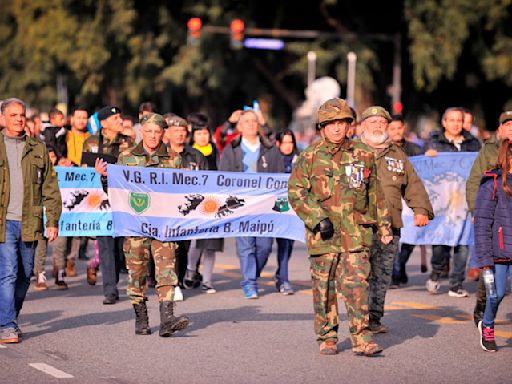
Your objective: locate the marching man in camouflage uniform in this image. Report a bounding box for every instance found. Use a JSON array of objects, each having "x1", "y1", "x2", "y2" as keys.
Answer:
[
  {"x1": 96, "y1": 113, "x2": 189, "y2": 336},
  {"x1": 288, "y1": 98, "x2": 393, "y2": 356},
  {"x1": 359, "y1": 106, "x2": 434, "y2": 333}
]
